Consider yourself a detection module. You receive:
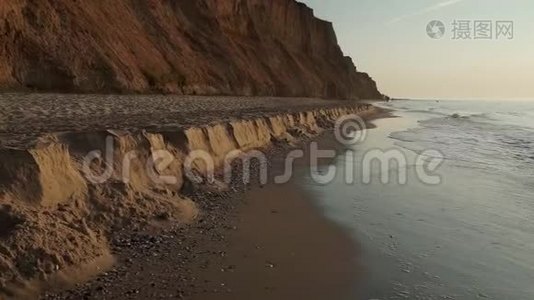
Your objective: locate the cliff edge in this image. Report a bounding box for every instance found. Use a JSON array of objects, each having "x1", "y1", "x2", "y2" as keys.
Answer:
[{"x1": 0, "y1": 0, "x2": 382, "y2": 99}]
